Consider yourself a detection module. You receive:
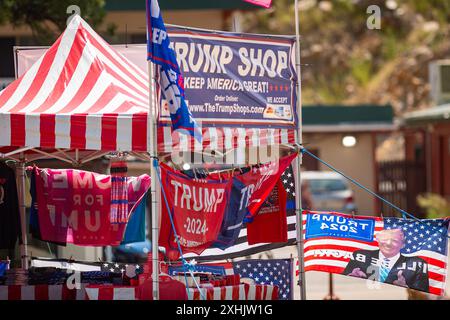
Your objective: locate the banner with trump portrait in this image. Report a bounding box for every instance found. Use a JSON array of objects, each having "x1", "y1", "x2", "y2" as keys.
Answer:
[{"x1": 303, "y1": 211, "x2": 450, "y2": 295}]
